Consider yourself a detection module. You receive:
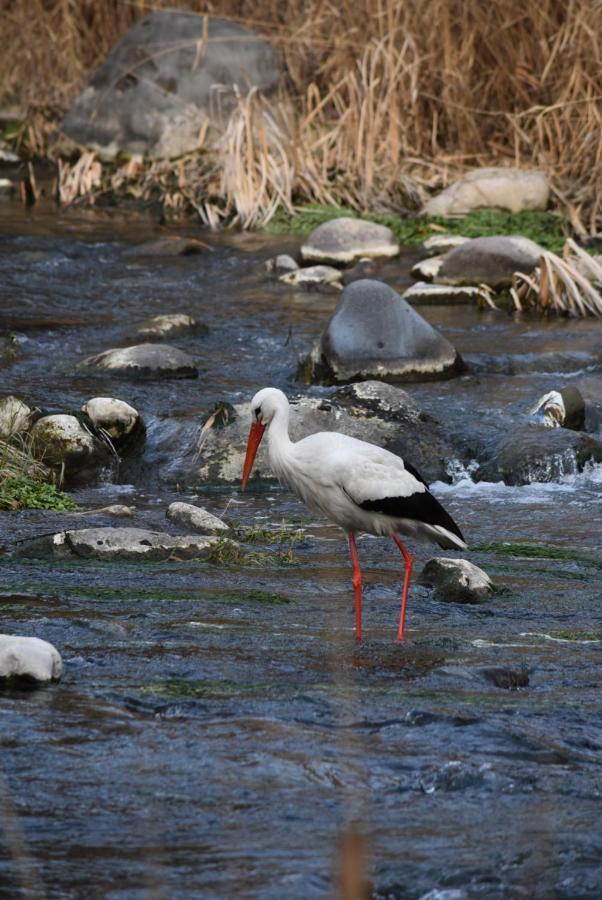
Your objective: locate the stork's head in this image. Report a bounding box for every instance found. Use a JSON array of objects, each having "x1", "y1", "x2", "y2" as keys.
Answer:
[{"x1": 242, "y1": 388, "x2": 288, "y2": 489}]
